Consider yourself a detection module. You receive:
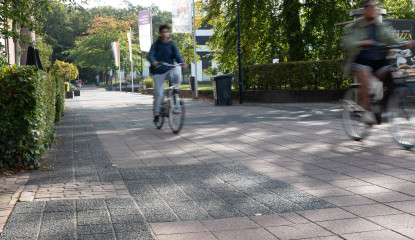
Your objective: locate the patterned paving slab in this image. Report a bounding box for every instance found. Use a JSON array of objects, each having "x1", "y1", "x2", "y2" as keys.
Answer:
[
  {"x1": 120, "y1": 162, "x2": 334, "y2": 223},
  {"x1": 19, "y1": 181, "x2": 130, "y2": 202}
]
